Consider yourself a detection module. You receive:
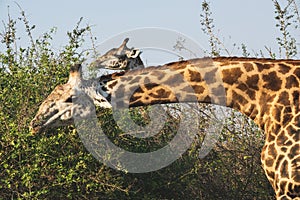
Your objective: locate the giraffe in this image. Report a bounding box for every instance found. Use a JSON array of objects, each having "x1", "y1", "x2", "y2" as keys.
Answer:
[
  {"x1": 30, "y1": 57, "x2": 300, "y2": 199},
  {"x1": 31, "y1": 38, "x2": 145, "y2": 133},
  {"x1": 29, "y1": 64, "x2": 111, "y2": 133}
]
